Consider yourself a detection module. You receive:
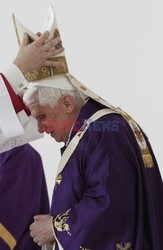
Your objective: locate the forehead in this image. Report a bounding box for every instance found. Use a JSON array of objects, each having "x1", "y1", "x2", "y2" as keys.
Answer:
[{"x1": 28, "y1": 103, "x2": 50, "y2": 116}]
